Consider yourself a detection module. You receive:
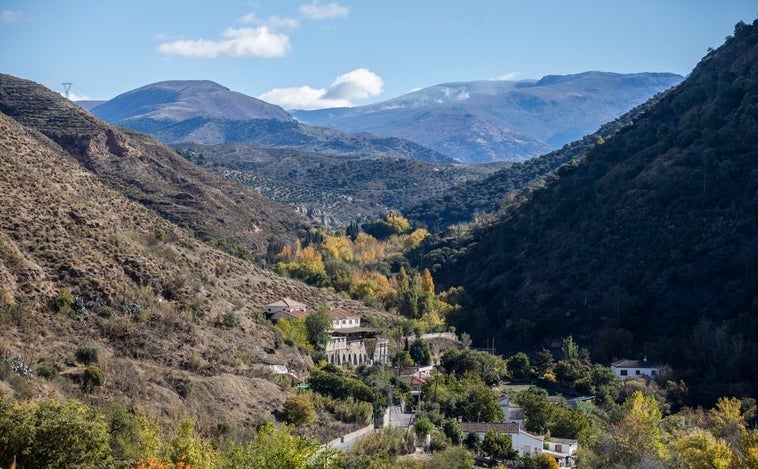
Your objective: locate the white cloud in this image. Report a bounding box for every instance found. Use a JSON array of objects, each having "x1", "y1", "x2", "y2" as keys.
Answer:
[
  {"x1": 1, "y1": 10, "x2": 22, "y2": 23},
  {"x1": 59, "y1": 91, "x2": 91, "y2": 101},
  {"x1": 496, "y1": 72, "x2": 521, "y2": 81},
  {"x1": 259, "y1": 68, "x2": 384, "y2": 110},
  {"x1": 240, "y1": 12, "x2": 299, "y2": 29},
  {"x1": 157, "y1": 26, "x2": 291, "y2": 58},
  {"x1": 299, "y1": 1, "x2": 348, "y2": 20},
  {"x1": 325, "y1": 68, "x2": 384, "y2": 100}
]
